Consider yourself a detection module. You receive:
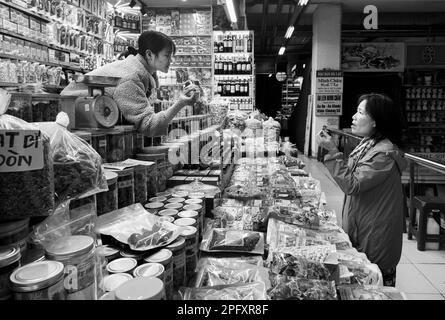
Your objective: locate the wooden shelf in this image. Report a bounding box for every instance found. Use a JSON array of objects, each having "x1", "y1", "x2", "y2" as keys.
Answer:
[
  {"x1": 0, "y1": 82, "x2": 65, "y2": 90},
  {"x1": 404, "y1": 84, "x2": 445, "y2": 87}
]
